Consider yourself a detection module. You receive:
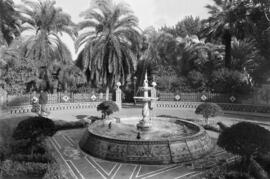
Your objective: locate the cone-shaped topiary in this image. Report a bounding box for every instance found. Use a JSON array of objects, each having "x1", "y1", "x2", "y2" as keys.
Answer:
[
  {"x1": 97, "y1": 101, "x2": 119, "y2": 119},
  {"x1": 195, "y1": 102, "x2": 222, "y2": 123}
]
